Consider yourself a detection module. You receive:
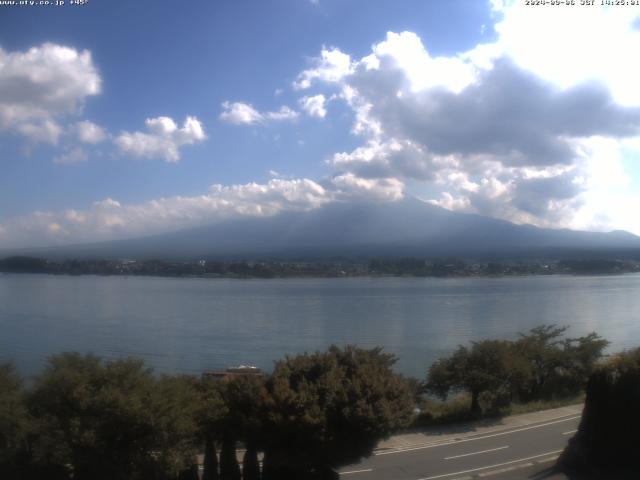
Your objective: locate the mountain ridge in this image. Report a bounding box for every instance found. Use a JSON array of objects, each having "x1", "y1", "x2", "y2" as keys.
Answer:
[{"x1": 3, "y1": 198, "x2": 640, "y2": 261}]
